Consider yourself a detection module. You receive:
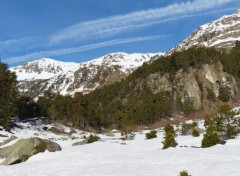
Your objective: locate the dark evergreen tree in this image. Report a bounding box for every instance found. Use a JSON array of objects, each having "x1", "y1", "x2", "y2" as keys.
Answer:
[
  {"x1": 37, "y1": 96, "x2": 52, "y2": 117},
  {"x1": 164, "y1": 123, "x2": 175, "y2": 135},
  {"x1": 0, "y1": 61, "x2": 18, "y2": 130},
  {"x1": 201, "y1": 125, "x2": 220, "y2": 148},
  {"x1": 162, "y1": 124, "x2": 177, "y2": 149},
  {"x1": 73, "y1": 92, "x2": 88, "y2": 128},
  {"x1": 17, "y1": 96, "x2": 37, "y2": 120},
  {"x1": 179, "y1": 171, "x2": 191, "y2": 176}
]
